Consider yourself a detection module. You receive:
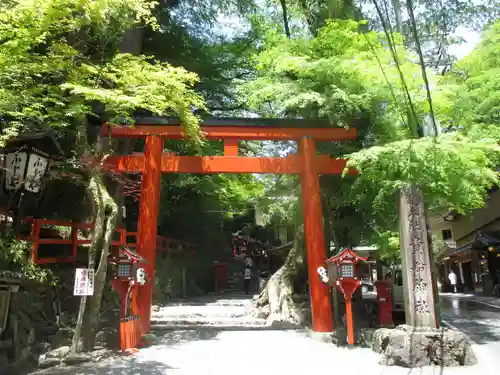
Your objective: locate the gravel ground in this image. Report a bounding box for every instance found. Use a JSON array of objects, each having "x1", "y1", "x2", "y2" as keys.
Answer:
[
  {"x1": 30, "y1": 327, "x2": 497, "y2": 375},
  {"x1": 28, "y1": 293, "x2": 499, "y2": 375}
]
